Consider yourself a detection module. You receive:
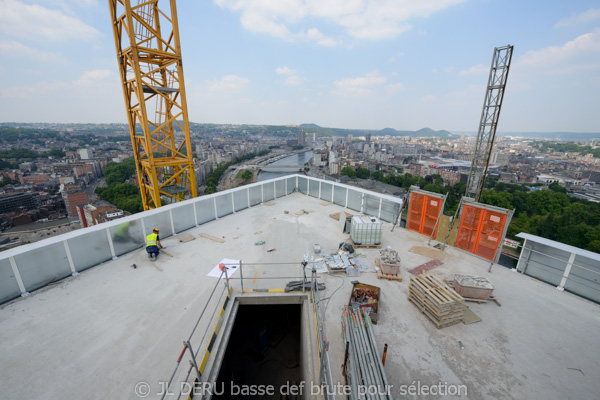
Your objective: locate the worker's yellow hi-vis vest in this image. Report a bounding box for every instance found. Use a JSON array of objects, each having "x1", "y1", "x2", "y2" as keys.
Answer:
[{"x1": 146, "y1": 233, "x2": 158, "y2": 247}]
